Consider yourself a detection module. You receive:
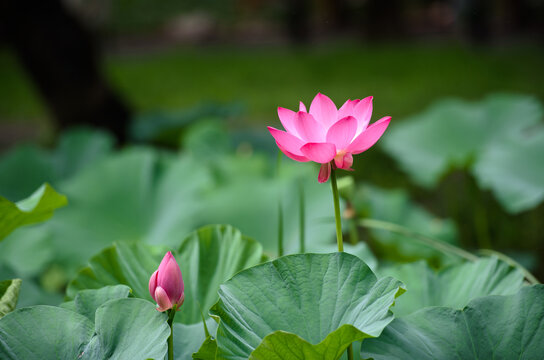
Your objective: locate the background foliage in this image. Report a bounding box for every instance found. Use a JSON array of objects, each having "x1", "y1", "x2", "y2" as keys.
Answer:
[{"x1": 0, "y1": 1, "x2": 543, "y2": 358}]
